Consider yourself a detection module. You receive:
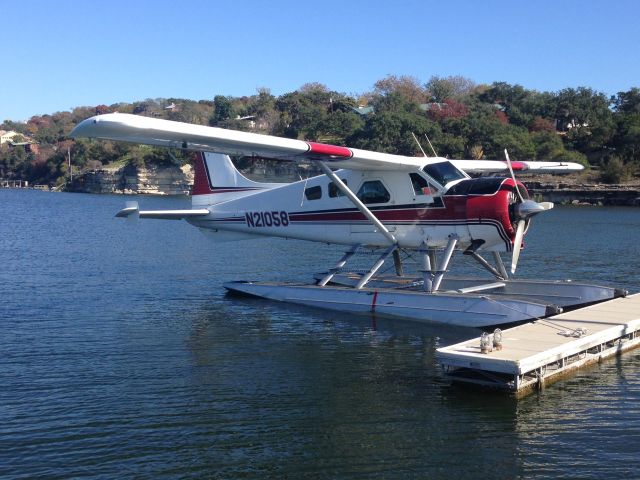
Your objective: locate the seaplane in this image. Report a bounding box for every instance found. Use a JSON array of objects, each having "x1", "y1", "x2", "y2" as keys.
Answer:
[{"x1": 71, "y1": 113, "x2": 625, "y2": 328}]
